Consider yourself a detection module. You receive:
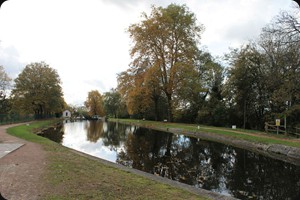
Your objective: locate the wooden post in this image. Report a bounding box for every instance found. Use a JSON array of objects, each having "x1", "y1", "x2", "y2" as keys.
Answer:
[{"x1": 276, "y1": 119, "x2": 280, "y2": 135}]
